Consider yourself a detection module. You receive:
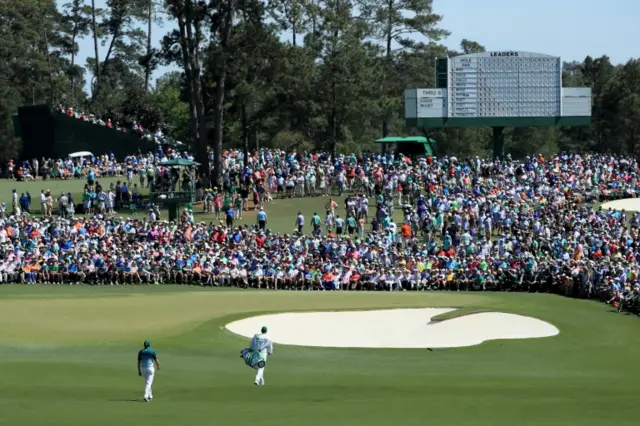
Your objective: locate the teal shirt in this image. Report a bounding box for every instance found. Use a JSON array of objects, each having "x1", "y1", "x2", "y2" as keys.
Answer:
[{"x1": 138, "y1": 348, "x2": 157, "y2": 368}]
